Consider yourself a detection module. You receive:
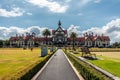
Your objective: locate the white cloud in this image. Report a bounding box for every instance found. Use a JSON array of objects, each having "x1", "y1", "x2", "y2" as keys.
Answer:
[
  {"x1": 65, "y1": 0, "x2": 71, "y2": 3},
  {"x1": 0, "y1": 18, "x2": 120, "y2": 43},
  {"x1": 82, "y1": 19, "x2": 120, "y2": 43},
  {"x1": 26, "y1": 12, "x2": 32, "y2": 15},
  {"x1": 0, "y1": 7, "x2": 25, "y2": 17},
  {"x1": 80, "y1": 0, "x2": 90, "y2": 5},
  {"x1": 102, "y1": 19, "x2": 120, "y2": 43},
  {"x1": 82, "y1": 27, "x2": 105, "y2": 35},
  {"x1": 67, "y1": 25, "x2": 82, "y2": 36},
  {"x1": 27, "y1": 0, "x2": 68, "y2": 13},
  {"x1": 0, "y1": 26, "x2": 49, "y2": 40},
  {"x1": 94, "y1": 0, "x2": 101, "y2": 3},
  {"x1": 68, "y1": 18, "x2": 120, "y2": 43},
  {"x1": 79, "y1": 0, "x2": 101, "y2": 6},
  {"x1": 78, "y1": 13, "x2": 83, "y2": 16}
]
